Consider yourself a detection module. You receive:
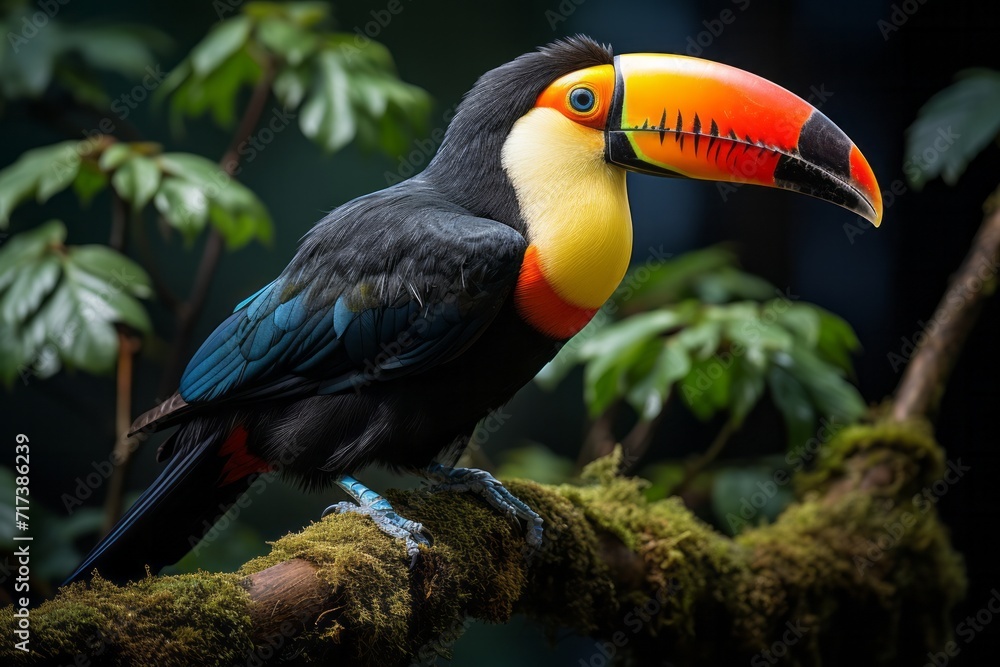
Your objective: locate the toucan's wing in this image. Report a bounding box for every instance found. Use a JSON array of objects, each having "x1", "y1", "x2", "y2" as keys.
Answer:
[{"x1": 133, "y1": 190, "x2": 526, "y2": 433}]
